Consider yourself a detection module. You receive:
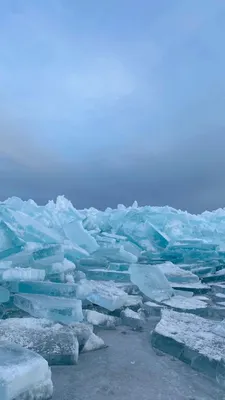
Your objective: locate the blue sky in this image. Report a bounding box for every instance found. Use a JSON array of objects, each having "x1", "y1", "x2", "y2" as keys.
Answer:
[{"x1": 0, "y1": 0, "x2": 225, "y2": 211}]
